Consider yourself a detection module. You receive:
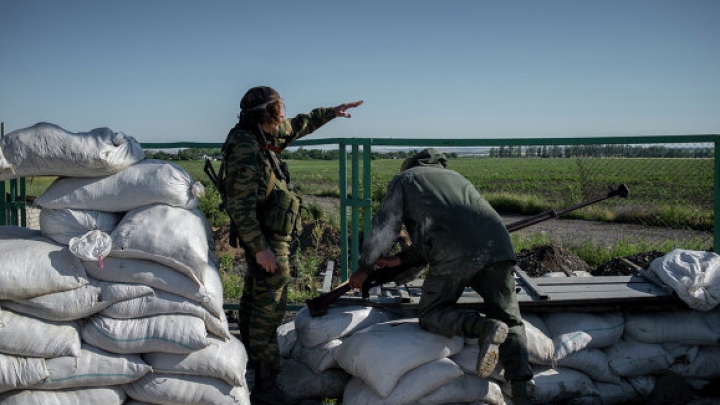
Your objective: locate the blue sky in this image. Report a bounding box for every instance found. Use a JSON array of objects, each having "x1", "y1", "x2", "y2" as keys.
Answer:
[{"x1": 1, "y1": 1, "x2": 718, "y2": 144}]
